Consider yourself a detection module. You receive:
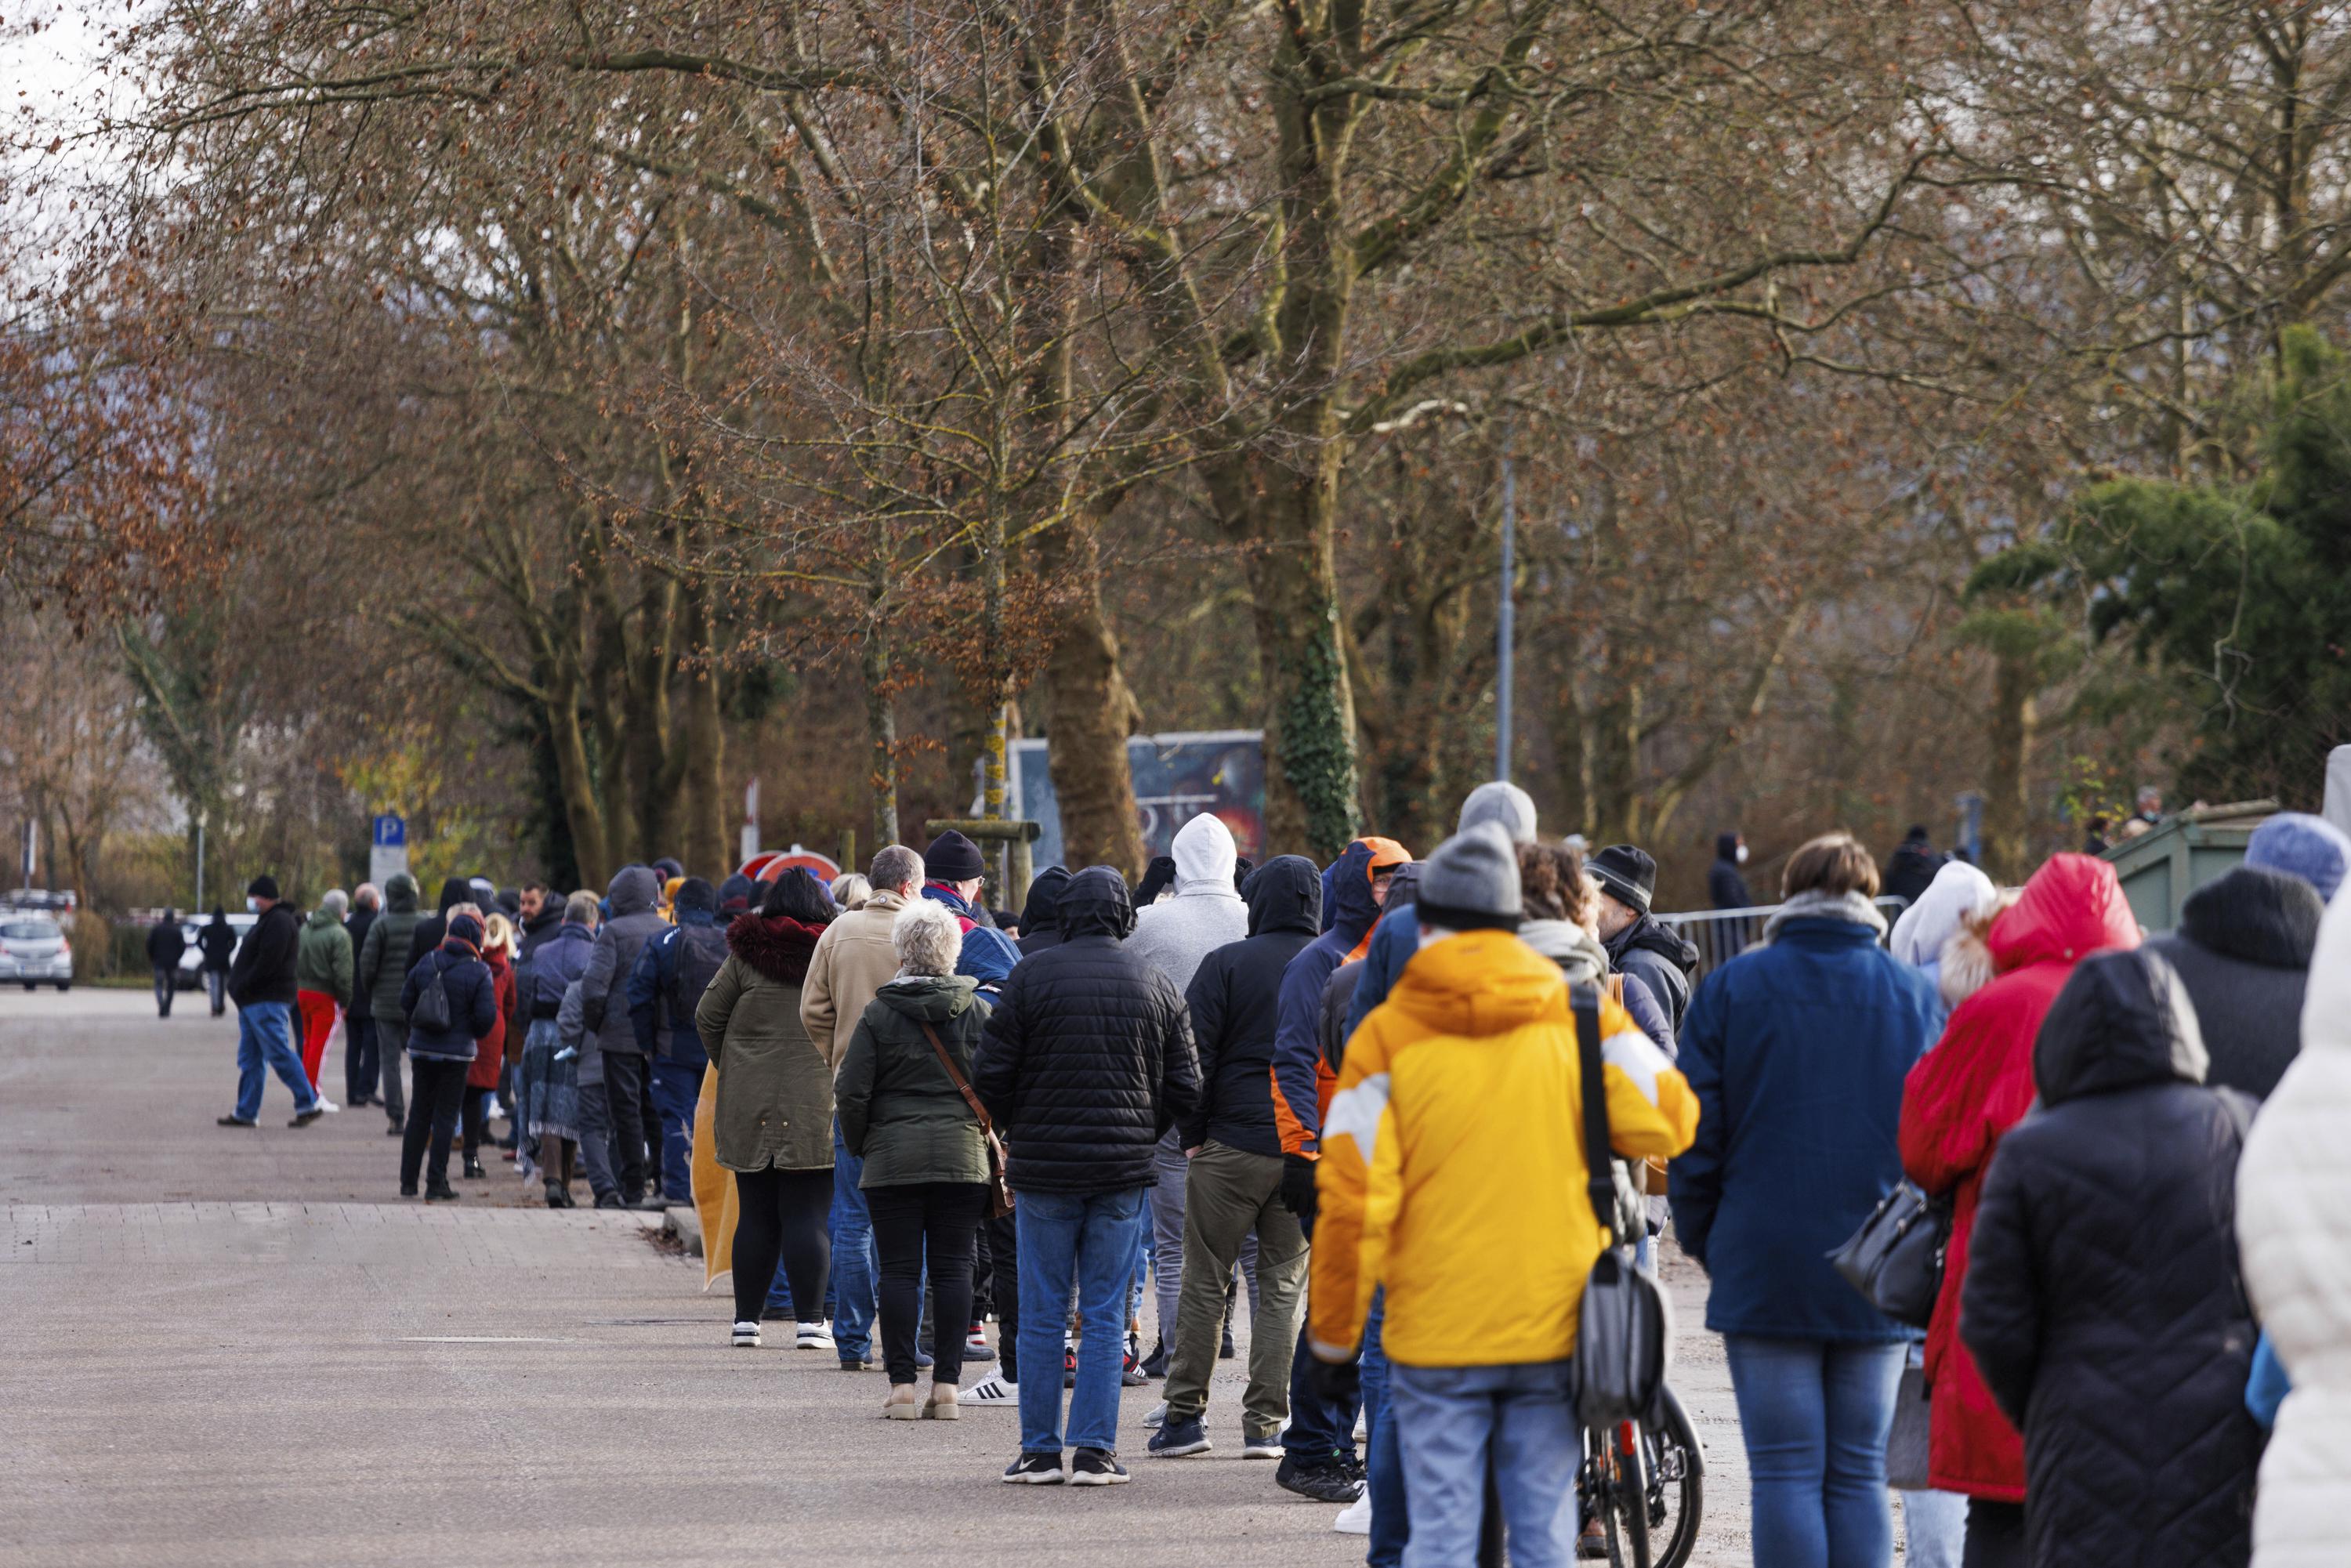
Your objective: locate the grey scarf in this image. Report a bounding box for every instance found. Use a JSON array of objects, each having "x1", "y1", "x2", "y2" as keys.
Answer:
[{"x1": 1763, "y1": 889, "x2": 1889, "y2": 944}]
